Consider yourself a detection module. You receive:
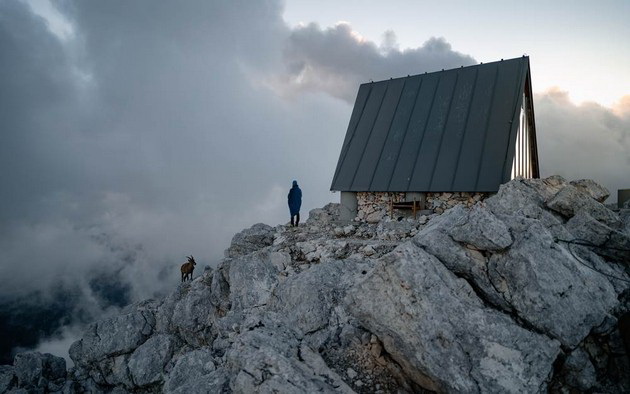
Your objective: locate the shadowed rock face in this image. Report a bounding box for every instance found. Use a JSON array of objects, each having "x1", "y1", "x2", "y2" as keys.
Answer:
[{"x1": 2, "y1": 176, "x2": 629, "y2": 393}]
